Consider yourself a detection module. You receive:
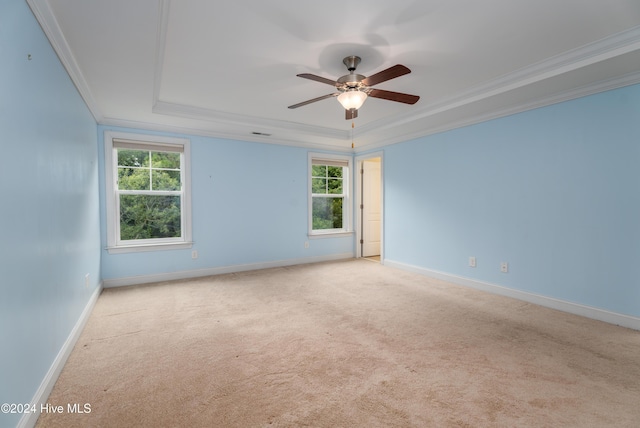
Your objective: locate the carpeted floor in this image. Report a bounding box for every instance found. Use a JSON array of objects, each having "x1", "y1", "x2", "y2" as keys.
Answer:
[{"x1": 37, "y1": 259, "x2": 640, "y2": 427}]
